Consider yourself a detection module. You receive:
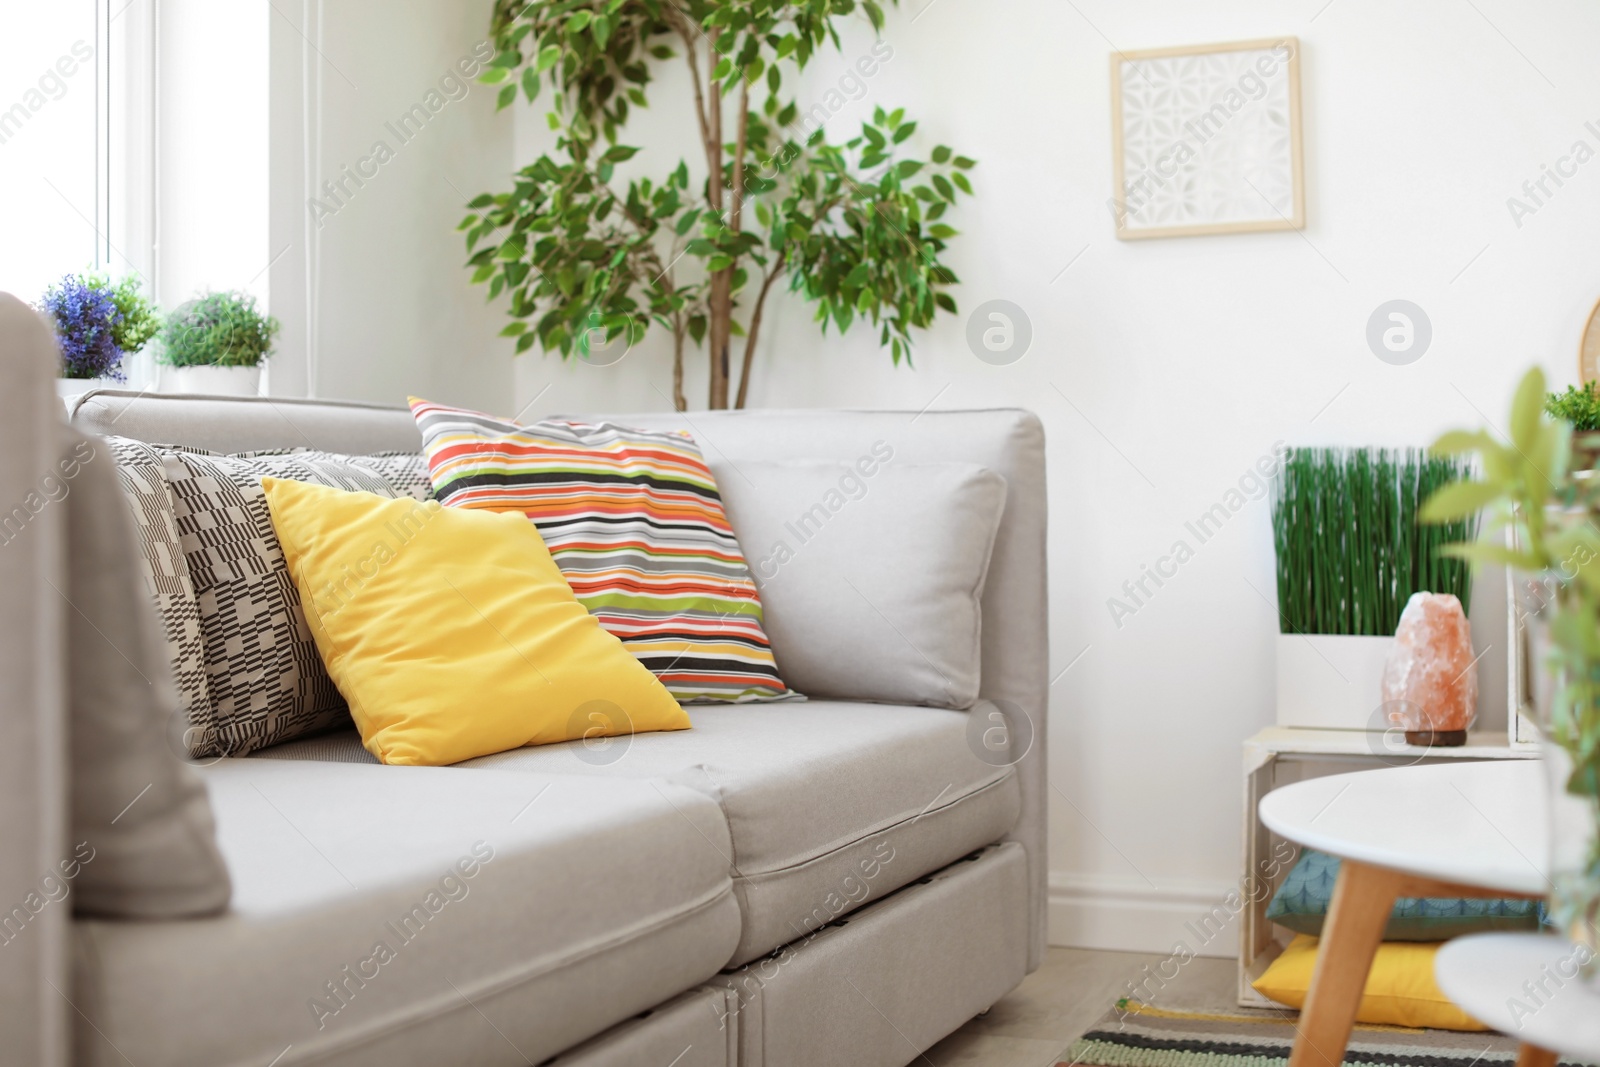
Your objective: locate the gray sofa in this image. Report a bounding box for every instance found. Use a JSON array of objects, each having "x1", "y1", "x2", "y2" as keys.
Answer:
[{"x1": 0, "y1": 305, "x2": 1049, "y2": 1066}]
